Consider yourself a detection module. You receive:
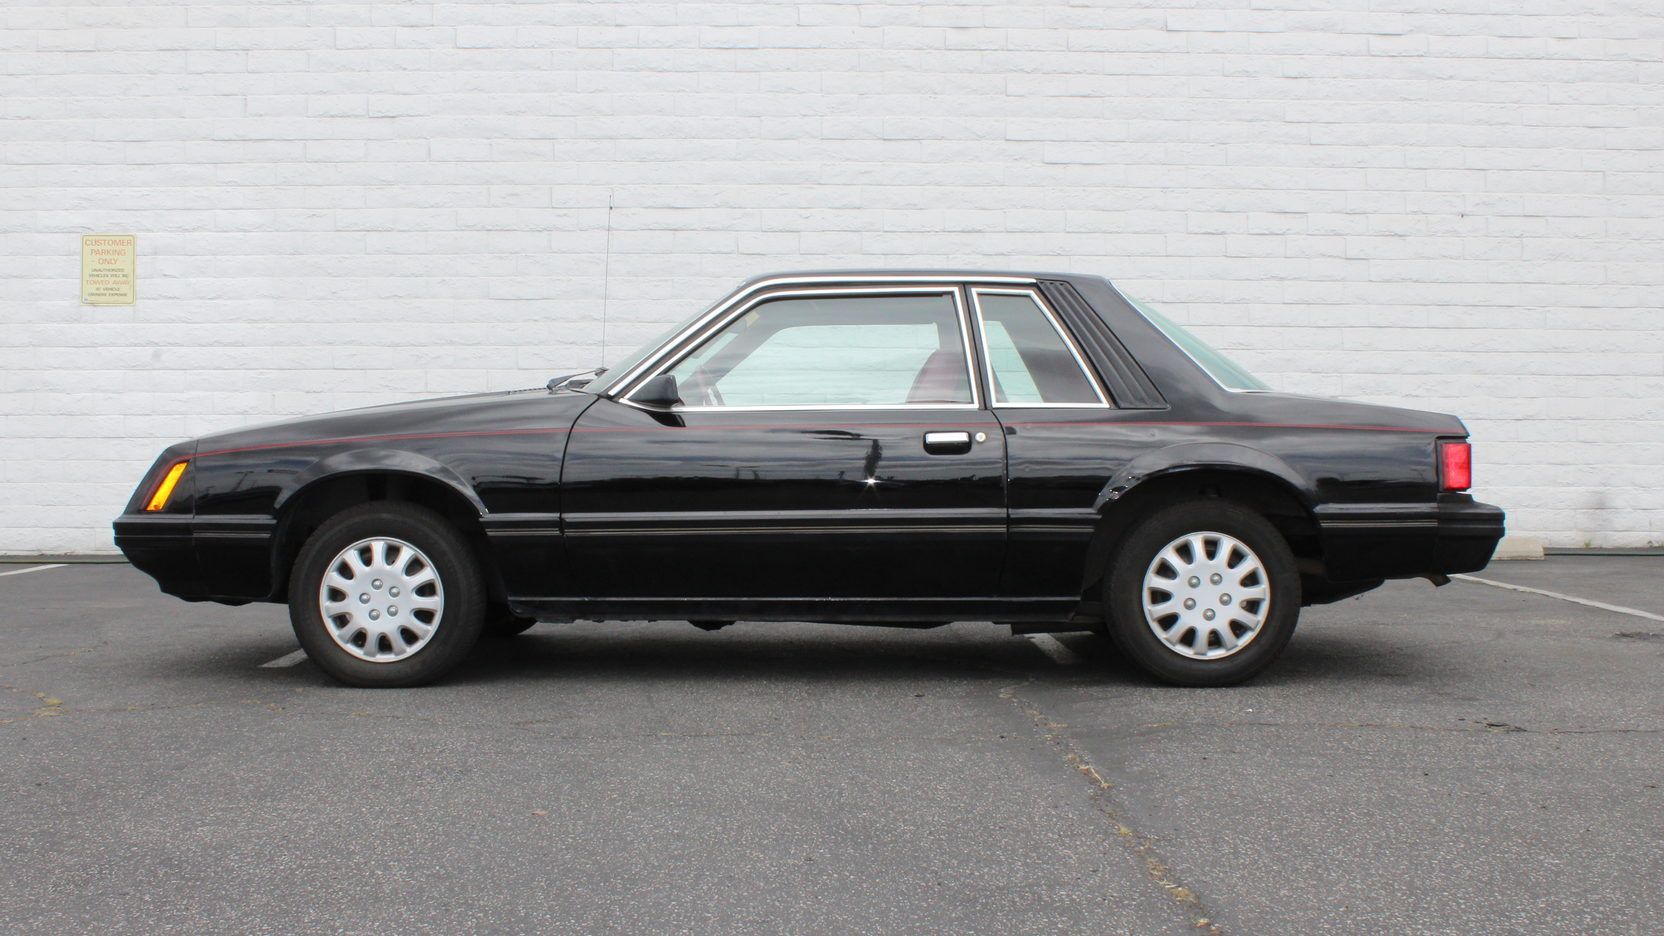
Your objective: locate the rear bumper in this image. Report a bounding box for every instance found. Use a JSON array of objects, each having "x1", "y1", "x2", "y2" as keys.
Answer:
[
  {"x1": 1315, "y1": 497, "x2": 1506, "y2": 583},
  {"x1": 113, "y1": 514, "x2": 276, "y2": 603}
]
